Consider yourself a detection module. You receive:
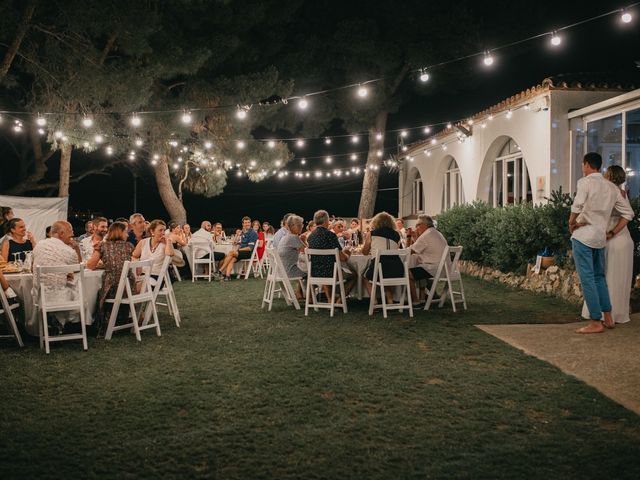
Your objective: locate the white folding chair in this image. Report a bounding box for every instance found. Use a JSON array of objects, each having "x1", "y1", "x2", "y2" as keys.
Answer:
[
  {"x1": 190, "y1": 240, "x2": 214, "y2": 282},
  {"x1": 150, "y1": 256, "x2": 181, "y2": 327},
  {"x1": 104, "y1": 259, "x2": 161, "y2": 341},
  {"x1": 424, "y1": 246, "x2": 467, "y2": 312},
  {"x1": 240, "y1": 244, "x2": 263, "y2": 279},
  {"x1": 35, "y1": 264, "x2": 88, "y2": 354},
  {"x1": 0, "y1": 288, "x2": 24, "y2": 347},
  {"x1": 171, "y1": 264, "x2": 182, "y2": 282},
  {"x1": 304, "y1": 248, "x2": 348, "y2": 317},
  {"x1": 261, "y1": 249, "x2": 304, "y2": 311},
  {"x1": 368, "y1": 248, "x2": 413, "y2": 318}
]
